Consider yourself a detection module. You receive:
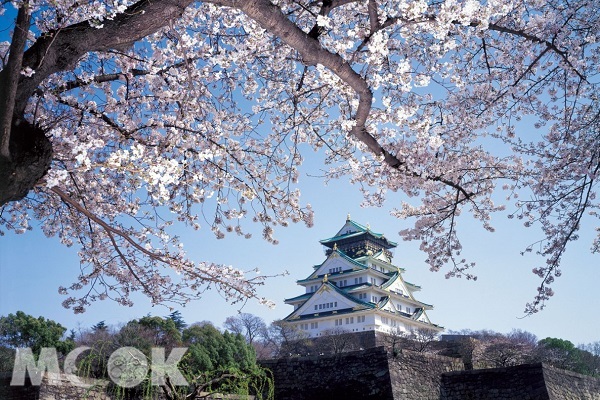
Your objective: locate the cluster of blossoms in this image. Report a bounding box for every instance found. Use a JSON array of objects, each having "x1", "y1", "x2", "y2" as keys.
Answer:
[{"x1": 0, "y1": 0, "x2": 598, "y2": 313}]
